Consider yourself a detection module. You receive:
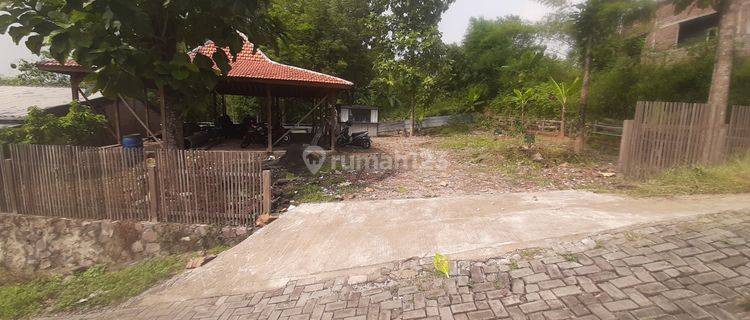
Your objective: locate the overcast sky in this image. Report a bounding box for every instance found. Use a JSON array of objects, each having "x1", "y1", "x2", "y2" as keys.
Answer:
[
  {"x1": 0, "y1": 0, "x2": 553, "y2": 76},
  {"x1": 439, "y1": 0, "x2": 551, "y2": 44}
]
